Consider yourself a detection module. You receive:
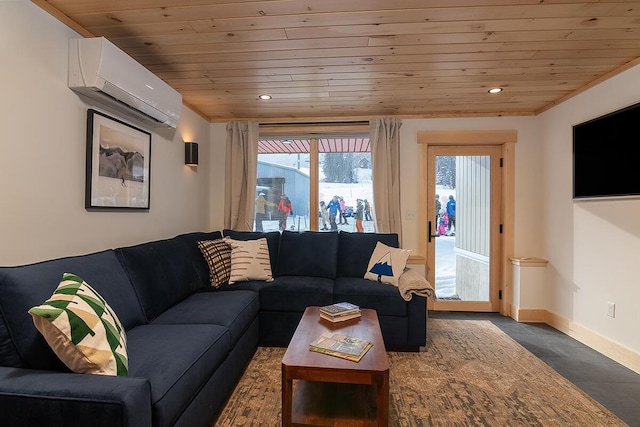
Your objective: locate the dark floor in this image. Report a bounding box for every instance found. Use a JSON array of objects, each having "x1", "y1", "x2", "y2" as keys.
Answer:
[{"x1": 429, "y1": 311, "x2": 640, "y2": 427}]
